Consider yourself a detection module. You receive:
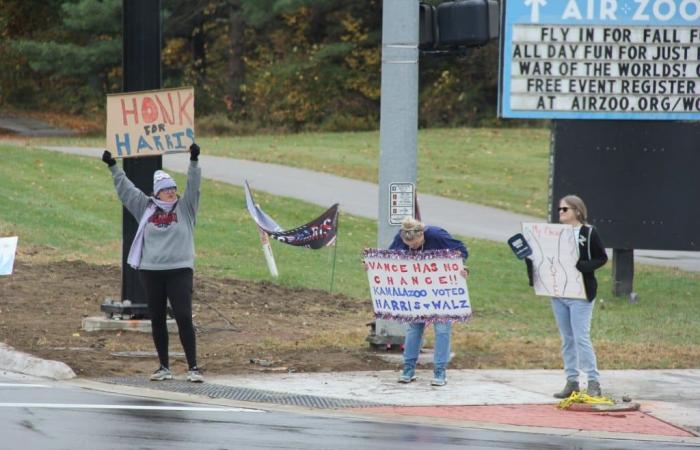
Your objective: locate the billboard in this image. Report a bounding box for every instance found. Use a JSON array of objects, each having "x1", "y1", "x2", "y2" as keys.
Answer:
[{"x1": 499, "y1": 0, "x2": 700, "y2": 120}]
